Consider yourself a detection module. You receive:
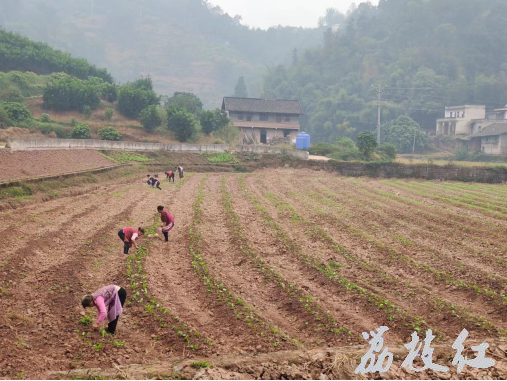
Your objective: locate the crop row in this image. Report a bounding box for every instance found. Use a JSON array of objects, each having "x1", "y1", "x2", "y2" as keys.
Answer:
[
  {"x1": 238, "y1": 175, "x2": 438, "y2": 337},
  {"x1": 127, "y1": 221, "x2": 208, "y2": 350},
  {"x1": 270, "y1": 177, "x2": 501, "y2": 336},
  {"x1": 189, "y1": 177, "x2": 289, "y2": 347},
  {"x1": 220, "y1": 176, "x2": 347, "y2": 341}
]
